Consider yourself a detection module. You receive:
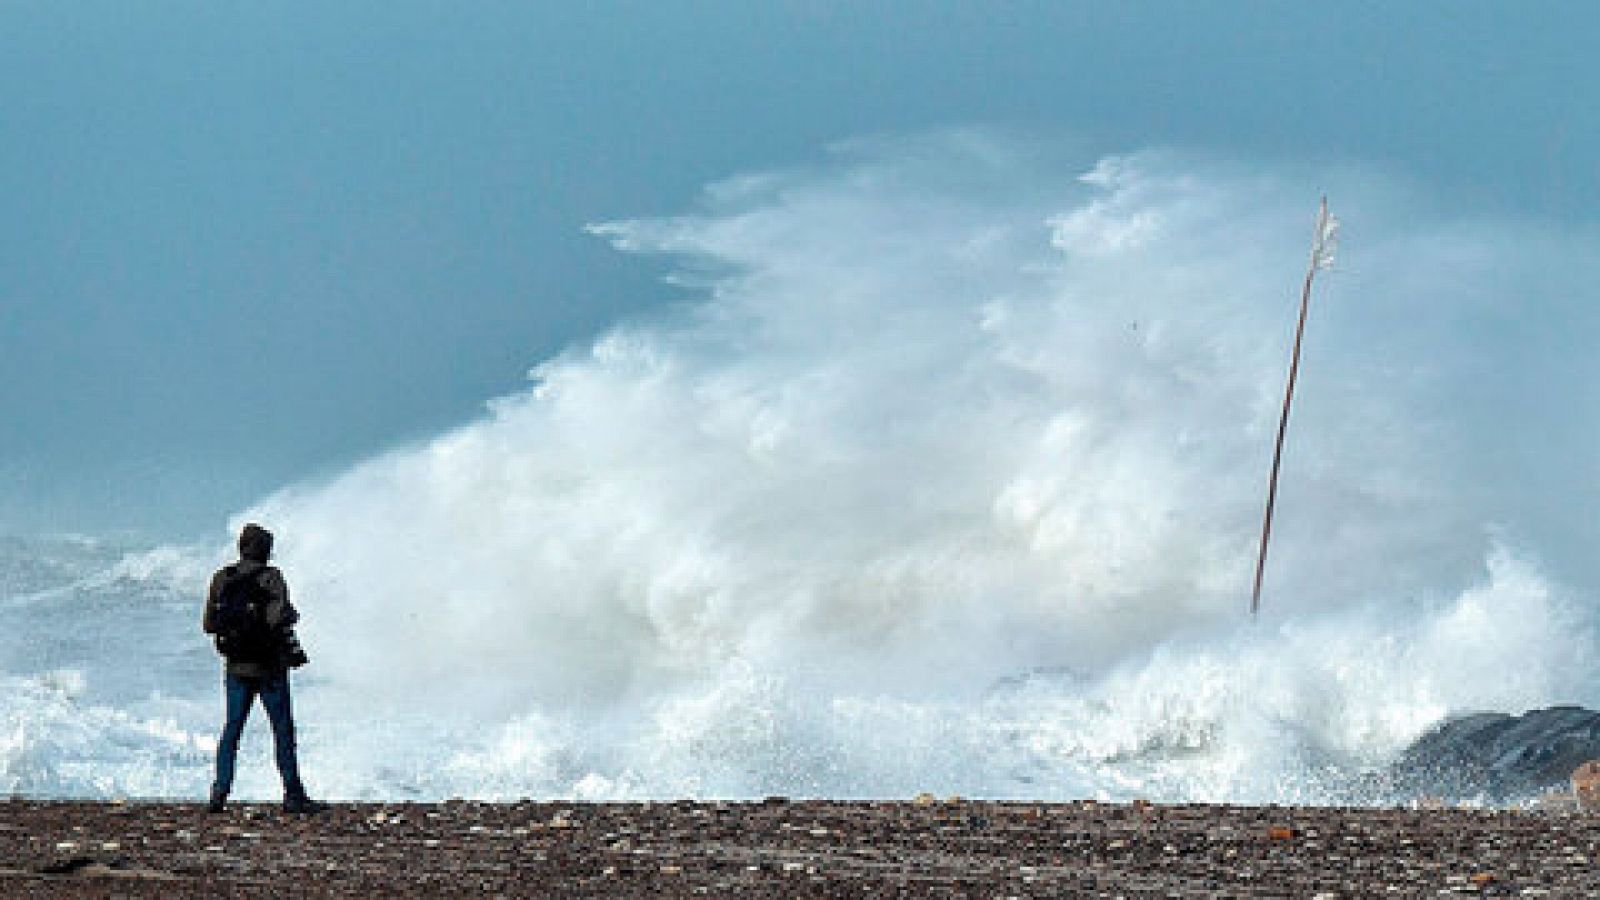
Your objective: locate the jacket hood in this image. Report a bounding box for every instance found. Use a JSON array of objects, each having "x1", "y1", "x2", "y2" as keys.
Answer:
[{"x1": 238, "y1": 523, "x2": 273, "y2": 563}]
